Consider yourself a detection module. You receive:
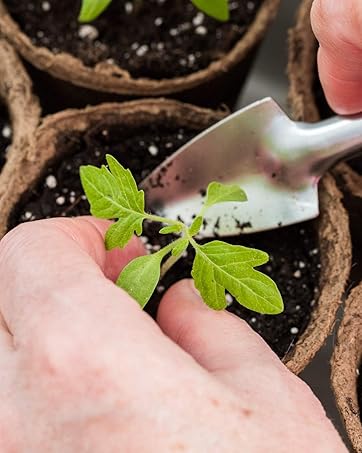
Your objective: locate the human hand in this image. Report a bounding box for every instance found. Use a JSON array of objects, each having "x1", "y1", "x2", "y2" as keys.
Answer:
[
  {"x1": 0, "y1": 218, "x2": 346, "y2": 452},
  {"x1": 311, "y1": 0, "x2": 362, "y2": 114}
]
